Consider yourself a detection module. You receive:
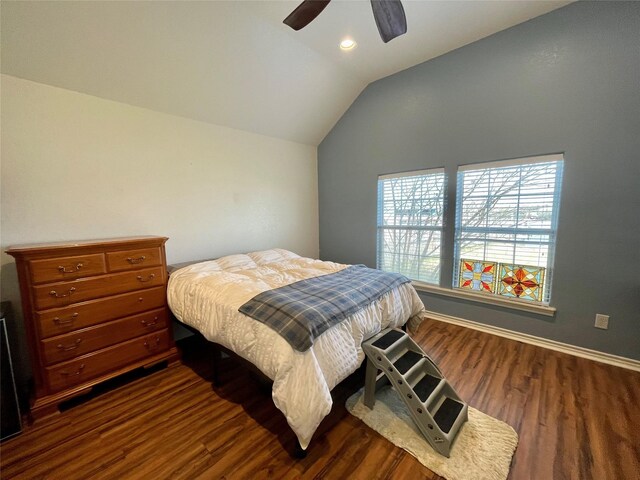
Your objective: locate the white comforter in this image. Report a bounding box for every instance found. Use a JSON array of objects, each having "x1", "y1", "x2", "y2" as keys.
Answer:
[{"x1": 167, "y1": 249, "x2": 425, "y2": 449}]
